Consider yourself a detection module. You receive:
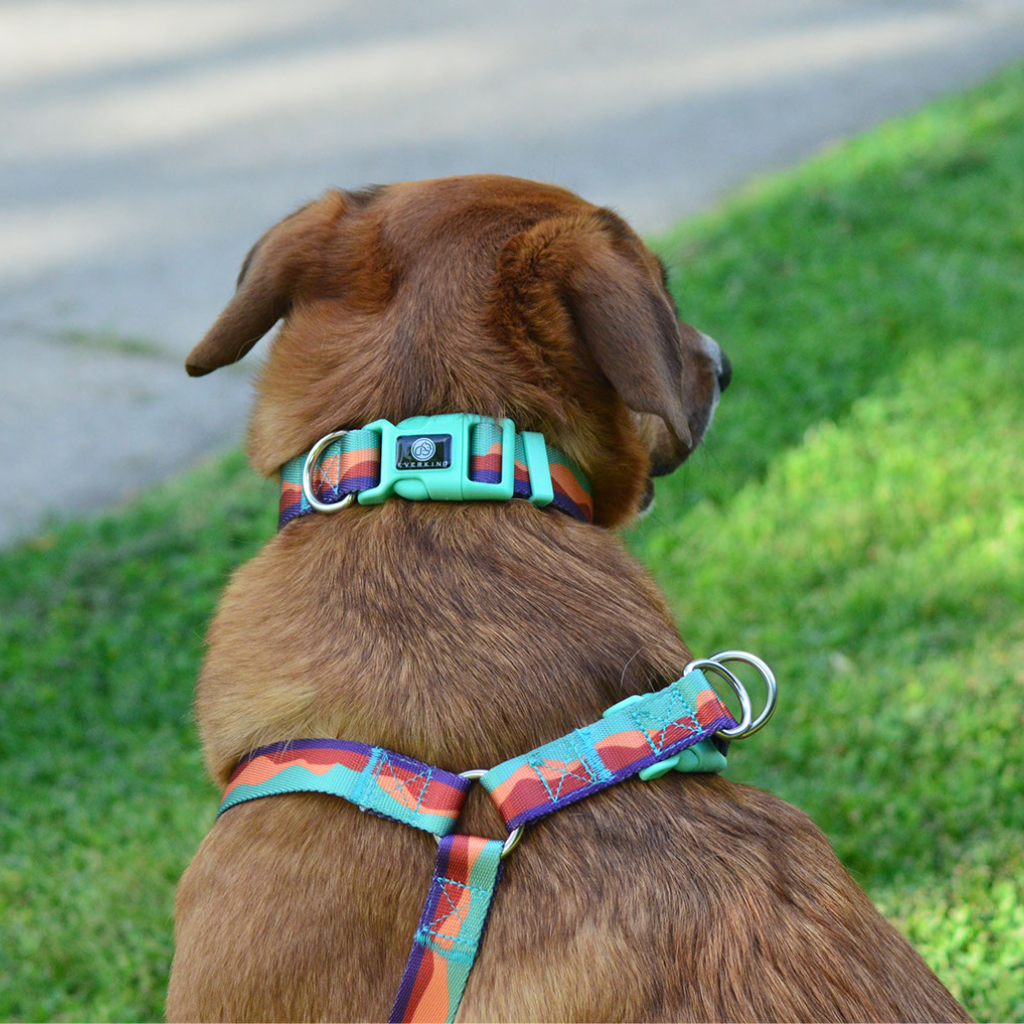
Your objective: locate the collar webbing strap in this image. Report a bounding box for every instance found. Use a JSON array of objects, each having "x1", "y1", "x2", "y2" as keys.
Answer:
[
  {"x1": 481, "y1": 668, "x2": 734, "y2": 830},
  {"x1": 279, "y1": 428, "x2": 382, "y2": 529},
  {"x1": 217, "y1": 738, "x2": 472, "y2": 836},
  {"x1": 389, "y1": 835, "x2": 504, "y2": 1024},
  {"x1": 278, "y1": 417, "x2": 593, "y2": 529}
]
